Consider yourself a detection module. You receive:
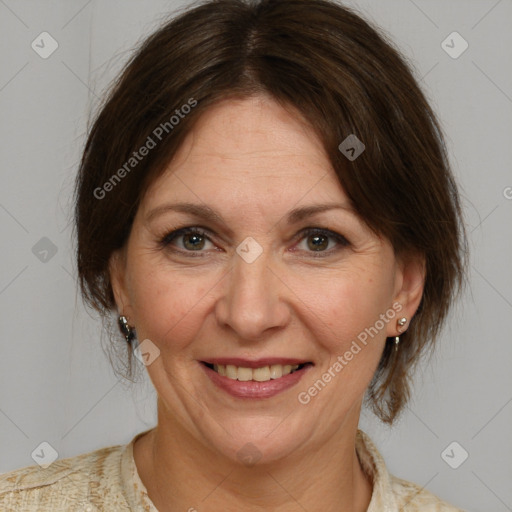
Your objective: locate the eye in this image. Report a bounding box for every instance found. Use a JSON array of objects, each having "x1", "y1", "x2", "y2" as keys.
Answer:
[
  {"x1": 159, "y1": 227, "x2": 215, "y2": 254},
  {"x1": 159, "y1": 226, "x2": 349, "y2": 257},
  {"x1": 294, "y1": 228, "x2": 349, "y2": 256}
]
